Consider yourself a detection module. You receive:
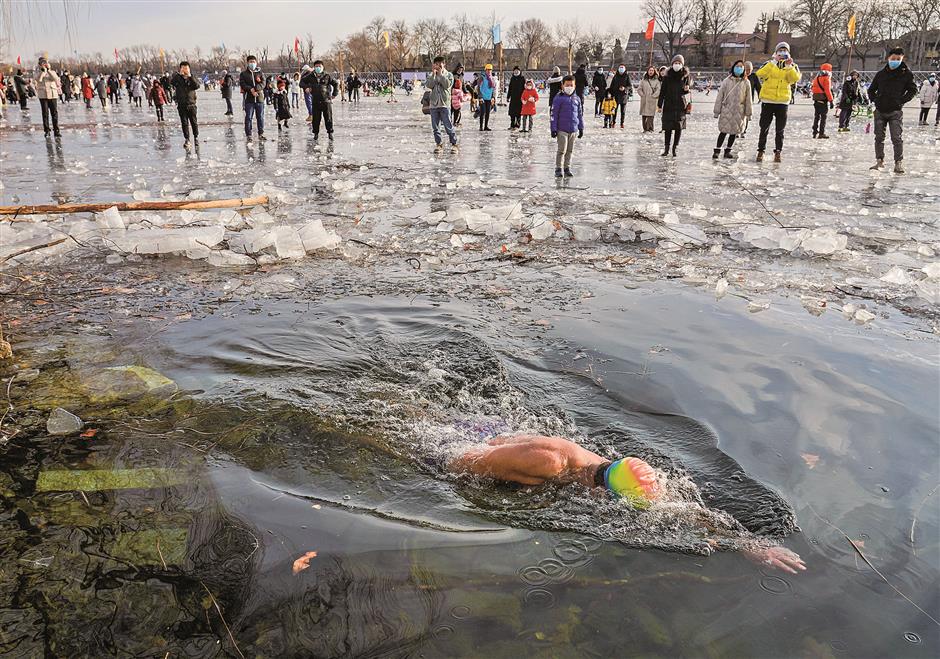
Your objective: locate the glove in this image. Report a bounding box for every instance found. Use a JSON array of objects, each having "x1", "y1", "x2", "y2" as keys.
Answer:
[
  {"x1": 551, "y1": 131, "x2": 558, "y2": 138},
  {"x1": 714, "y1": 113, "x2": 720, "y2": 119},
  {"x1": 829, "y1": 101, "x2": 834, "y2": 109},
  {"x1": 578, "y1": 129, "x2": 583, "y2": 138}
]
